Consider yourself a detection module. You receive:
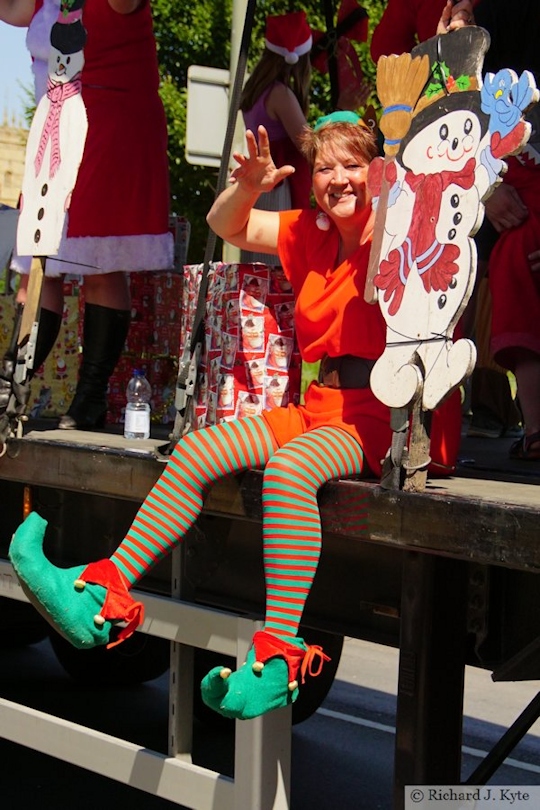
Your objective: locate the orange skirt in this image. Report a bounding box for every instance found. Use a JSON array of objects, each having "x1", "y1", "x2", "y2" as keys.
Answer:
[{"x1": 263, "y1": 381, "x2": 461, "y2": 478}]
